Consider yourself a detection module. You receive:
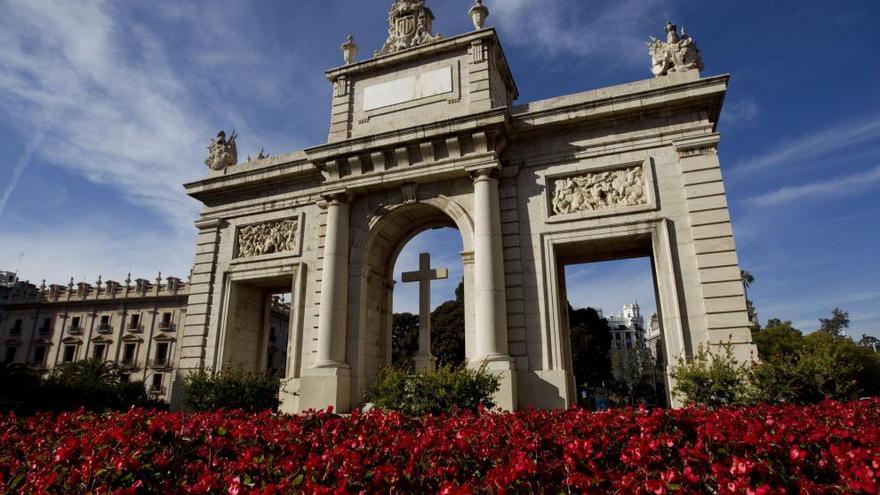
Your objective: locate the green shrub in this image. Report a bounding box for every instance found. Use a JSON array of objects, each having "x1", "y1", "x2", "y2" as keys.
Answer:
[
  {"x1": 670, "y1": 344, "x2": 752, "y2": 408},
  {"x1": 1, "y1": 359, "x2": 150, "y2": 414},
  {"x1": 183, "y1": 369, "x2": 281, "y2": 412},
  {"x1": 367, "y1": 365, "x2": 500, "y2": 416},
  {"x1": 751, "y1": 332, "x2": 862, "y2": 404}
]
